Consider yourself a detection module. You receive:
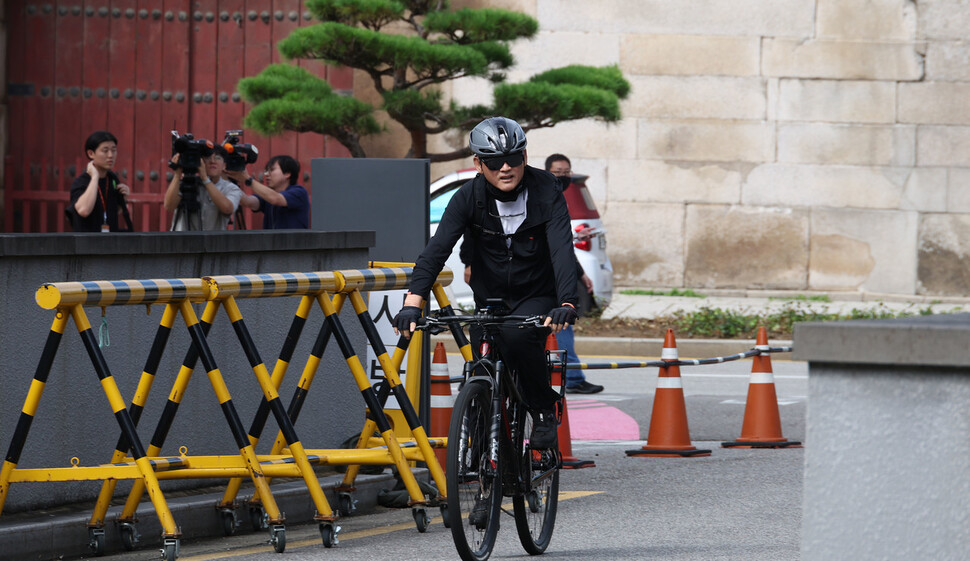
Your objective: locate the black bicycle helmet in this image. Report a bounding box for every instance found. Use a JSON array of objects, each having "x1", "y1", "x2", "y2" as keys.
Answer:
[{"x1": 469, "y1": 117, "x2": 527, "y2": 156}]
